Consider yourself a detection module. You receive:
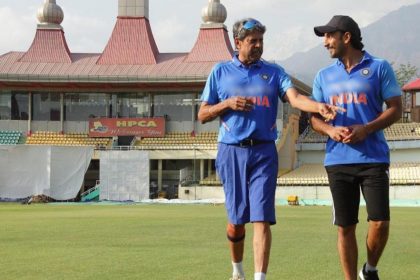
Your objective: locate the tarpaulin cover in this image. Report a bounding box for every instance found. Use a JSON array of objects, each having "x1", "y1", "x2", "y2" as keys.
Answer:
[{"x1": 0, "y1": 145, "x2": 93, "y2": 200}]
